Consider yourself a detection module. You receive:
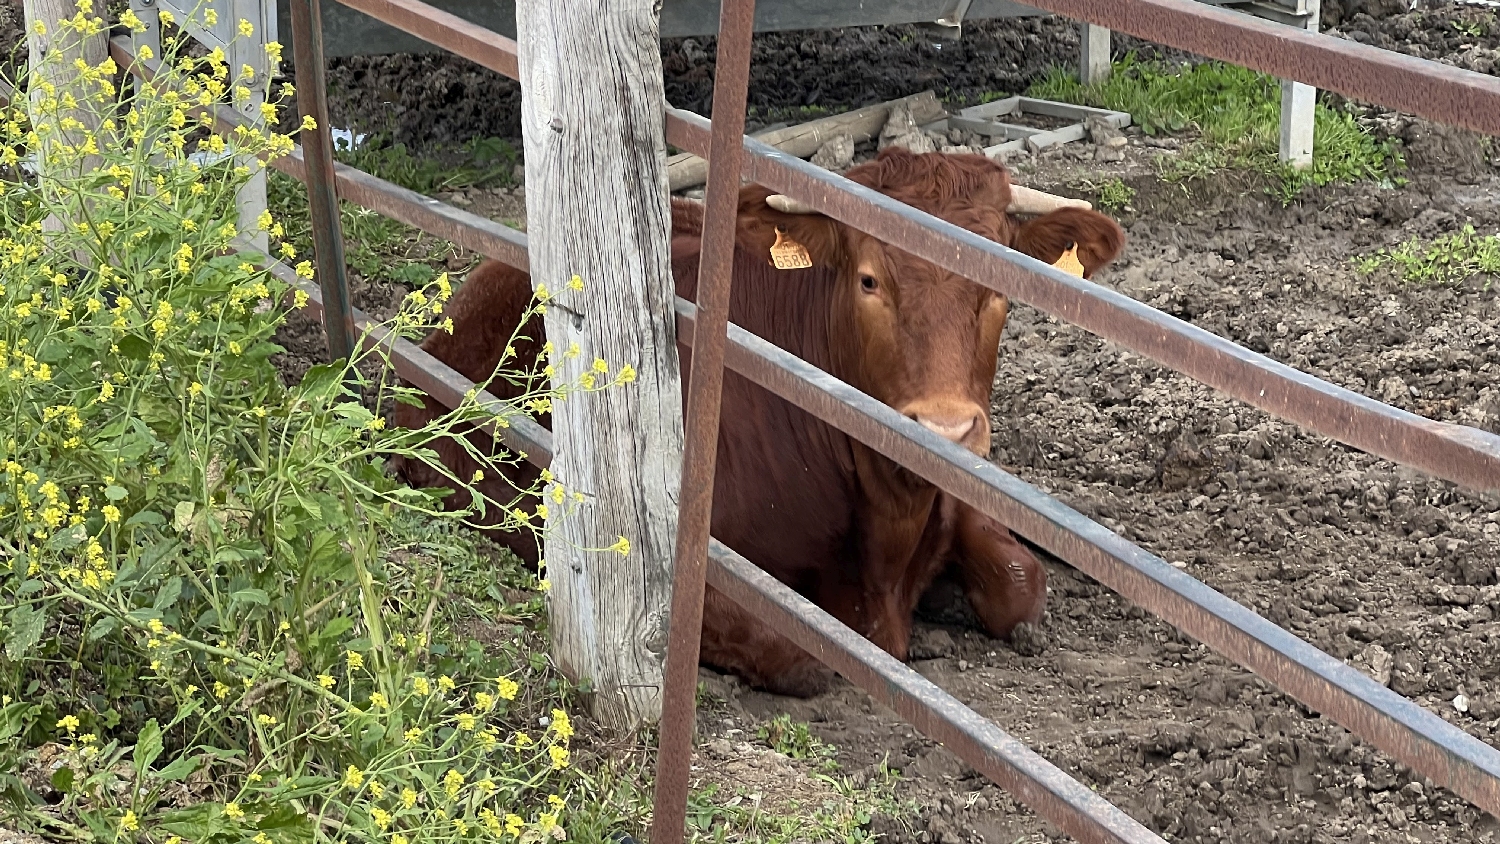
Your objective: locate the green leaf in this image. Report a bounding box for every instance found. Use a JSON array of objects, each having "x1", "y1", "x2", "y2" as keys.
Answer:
[
  {"x1": 300, "y1": 362, "x2": 347, "y2": 402},
  {"x1": 160, "y1": 804, "x2": 232, "y2": 841},
  {"x1": 115, "y1": 334, "x2": 153, "y2": 361},
  {"x1": 50, "y1": 766, "x2": 74, "y2": 793},
  {"x1": 154, "y1": 576, "x2": 184, "y2": 611},
  {"x1": 255, "y1": 805, "x2": 315, "y2": 842},
  {"x1": 104, "y1": 485, "x2": 129, "y2": 501},
  {"x1": 0, "y1": 701, "x2": 36, "y2": 741},
  {"x1": 231, "y1": 588, "x2": 270, "y2": 606},
  {"x1": 132, "y1": 719, "x2": 164, "y2": 775},
  {"x1": 154, "y1": 755, "x2": 200, "y2": 782},
  {"x1": 86, "y1": 617, "x2": 119, "y2": 642},
  {"x1": 173, "y1": 501, "x2": 196, "y2": 532},
  {"x1": 316, "y1": 616, "x2": 354, "y2": 643},
  {"x1": 125, "y1": 510, "x2": 167, "y2": 528},
  {"x1": 5, "y1": 604, "x2": 45, "y2": 660}
]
